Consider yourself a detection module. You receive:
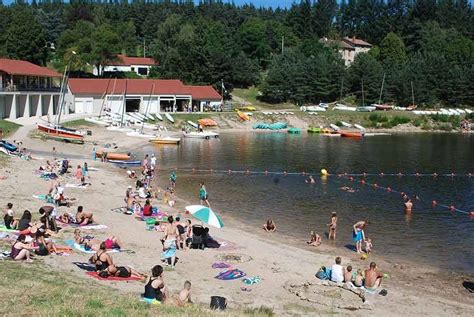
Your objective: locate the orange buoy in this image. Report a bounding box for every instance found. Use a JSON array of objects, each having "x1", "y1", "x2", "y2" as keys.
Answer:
[{"x1": 387, "y1": 187, "x2": 391, "y2": 192}]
